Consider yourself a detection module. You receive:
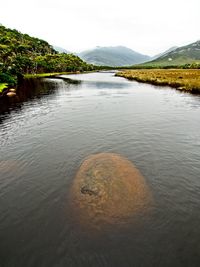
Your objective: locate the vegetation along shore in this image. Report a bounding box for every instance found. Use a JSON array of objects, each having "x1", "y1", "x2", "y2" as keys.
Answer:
[
  {"x1": 0, "y1": 24, "x2": 95, "y2": 96},
  {"x1": 1, "y1": 24, "x2": 200, "y2": 98},
  {"x1": 116, "y1": 69, "x2": 200, "y2": 93}
]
